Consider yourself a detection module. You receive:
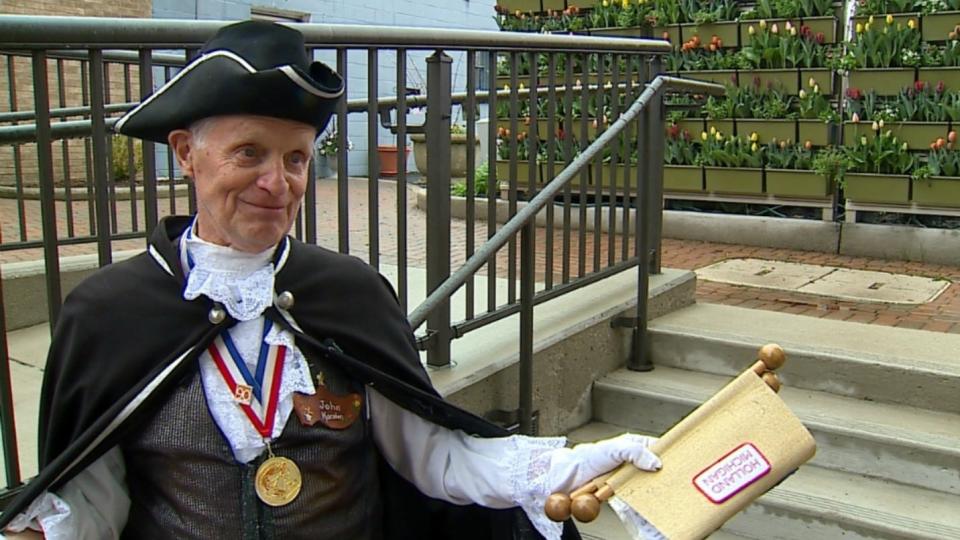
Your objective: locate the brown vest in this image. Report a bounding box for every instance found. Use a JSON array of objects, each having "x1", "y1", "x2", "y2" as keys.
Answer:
[{"x1": 121, "y1": 351, "x2": 381, "y2": 540}]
